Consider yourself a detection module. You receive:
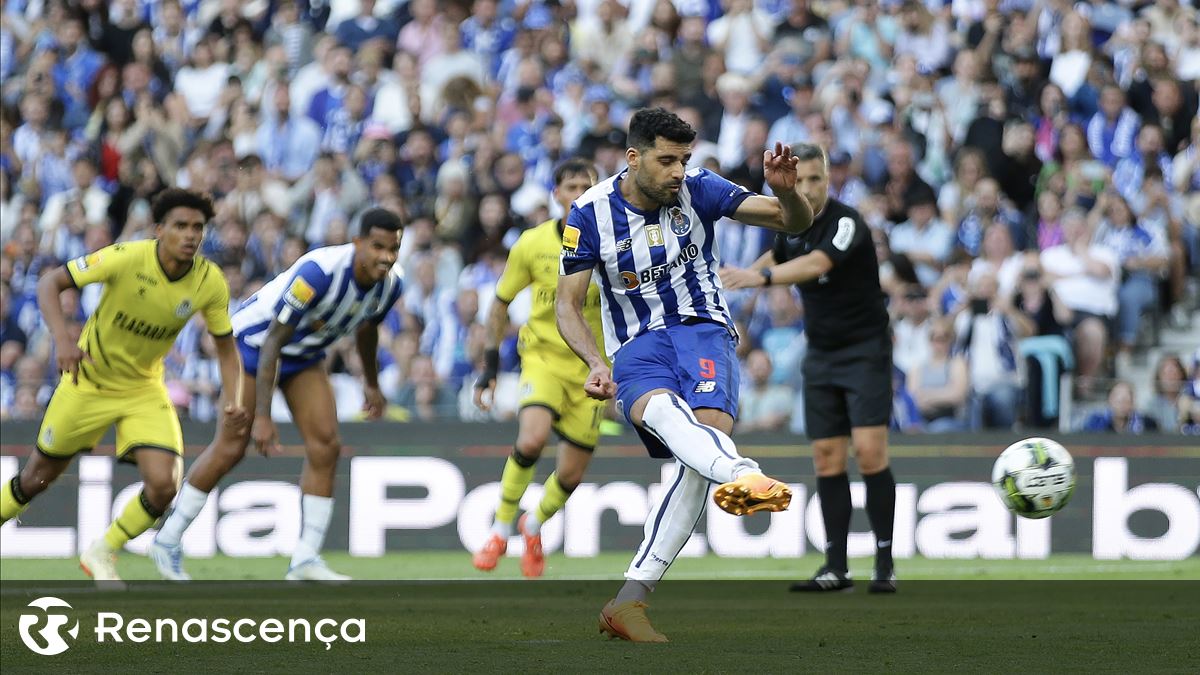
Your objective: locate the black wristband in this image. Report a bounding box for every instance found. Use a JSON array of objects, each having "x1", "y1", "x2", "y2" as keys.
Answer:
[
  {"x1": 760, "y1": 267, "x2": 773, "y2": 286},
  {"x1": 477, "y1": 348, "x2": 500, "y2": 388}
]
